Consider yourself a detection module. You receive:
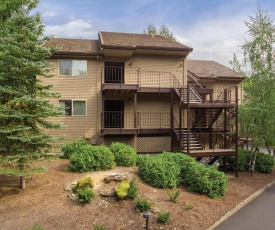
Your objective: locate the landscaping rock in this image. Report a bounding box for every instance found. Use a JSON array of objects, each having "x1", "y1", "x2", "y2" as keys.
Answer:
[
  {"x1": 100, "y1": 189, "x2": 115, "y2": 197},
  {"x1": 104, "y1": 173, "x2": 127, "y2": 183},
  {"x1": 151, "y1": 206, "x2": 160, "y2": 213}
]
